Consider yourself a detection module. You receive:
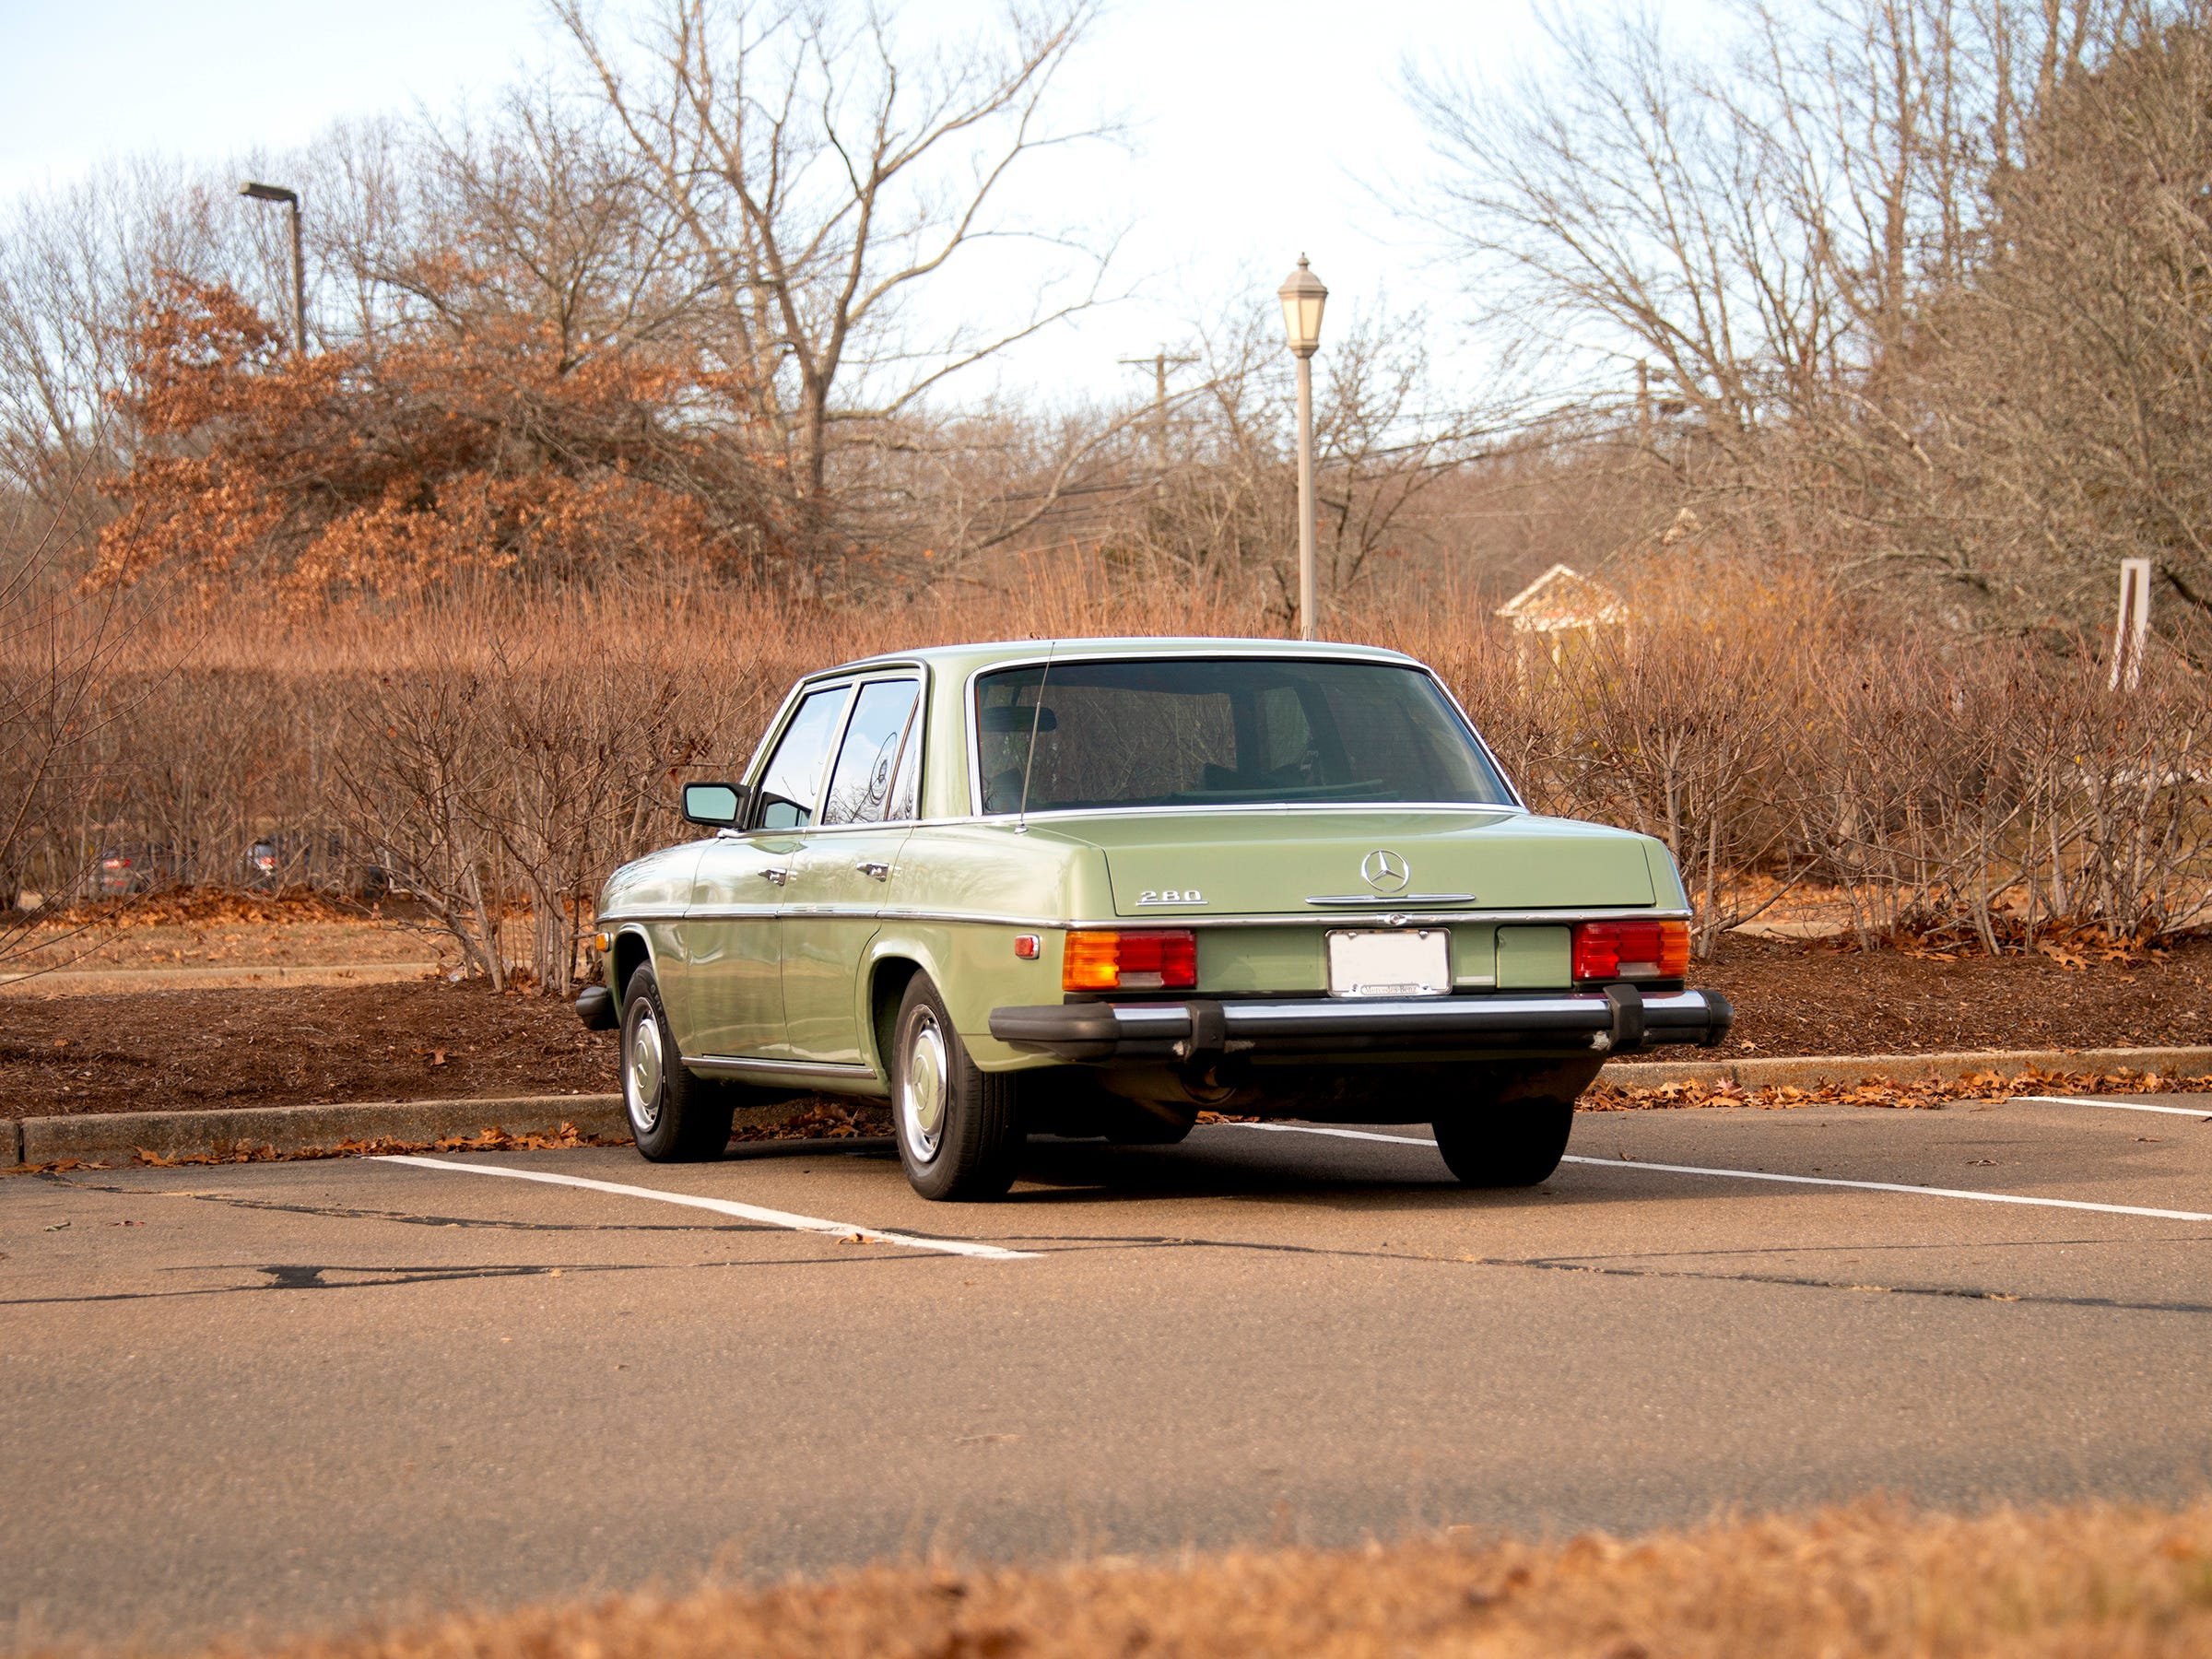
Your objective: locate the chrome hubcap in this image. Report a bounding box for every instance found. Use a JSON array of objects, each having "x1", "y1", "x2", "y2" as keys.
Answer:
[
  {"x1": 900, "y1": 1010, "x2": 948, "y2": 1163},
  {"x1": 625, "y1": 1006, "x2": 665, "y2": 1134}
]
